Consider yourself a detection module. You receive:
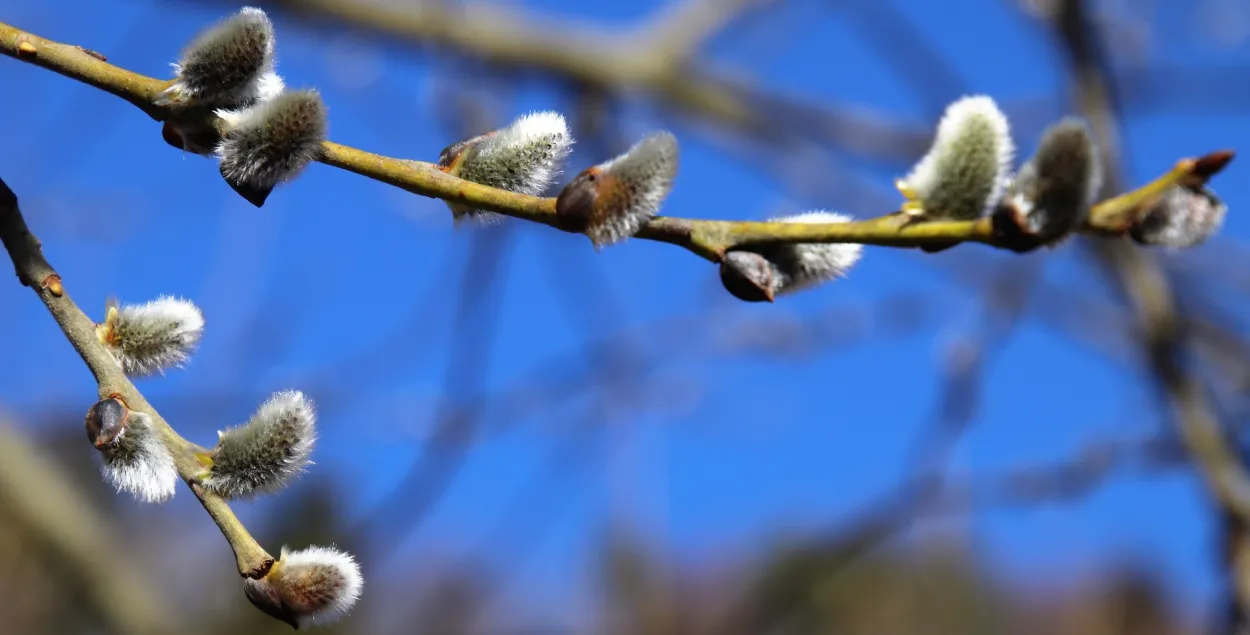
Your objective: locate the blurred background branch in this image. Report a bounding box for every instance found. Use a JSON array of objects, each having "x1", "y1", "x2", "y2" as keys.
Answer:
[{"x1": 0, "y1": 415, "x2": 189, "y2": 635}]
